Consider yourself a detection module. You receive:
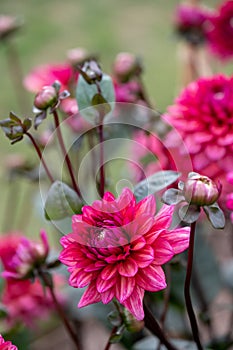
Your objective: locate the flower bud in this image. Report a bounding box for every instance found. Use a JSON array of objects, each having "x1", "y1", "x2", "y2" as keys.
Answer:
[
  {"x1": 67, "y1": 47, "x2": 90, "y2": 66},
  {"x1": 113, "y1": 52, "x2": 142, "y2": 83},
  {"x1": 0, "y1": 15, "x2": 22, "y2": 40},
  {"x1": 184, "y1": 174, "x2": 220, "y2": 206},
  {"x1": 34, "y1": 85, "x2": 58, "y2": 110}
]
